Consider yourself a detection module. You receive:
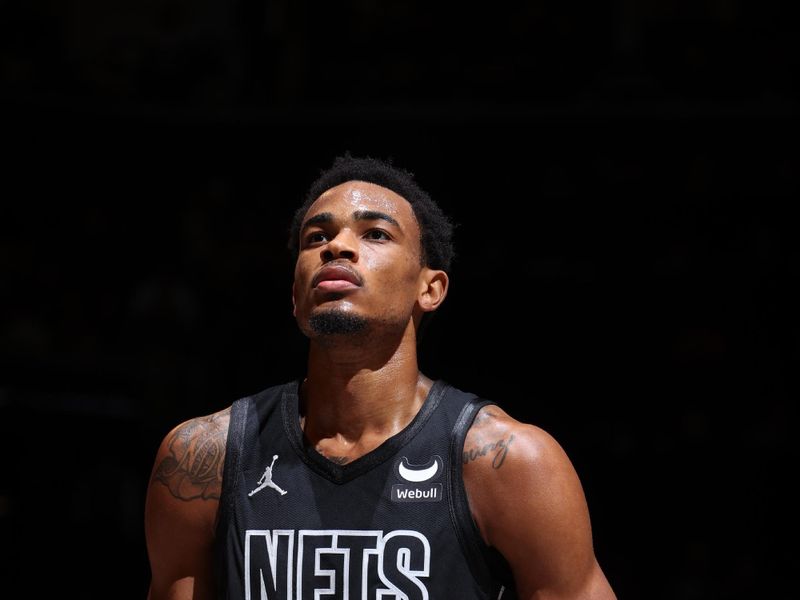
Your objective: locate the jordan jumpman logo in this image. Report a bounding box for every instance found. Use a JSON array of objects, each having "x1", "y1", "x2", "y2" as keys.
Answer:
[{"x1": 248, "y1": 454, "x2": 288, "y2": 497}]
